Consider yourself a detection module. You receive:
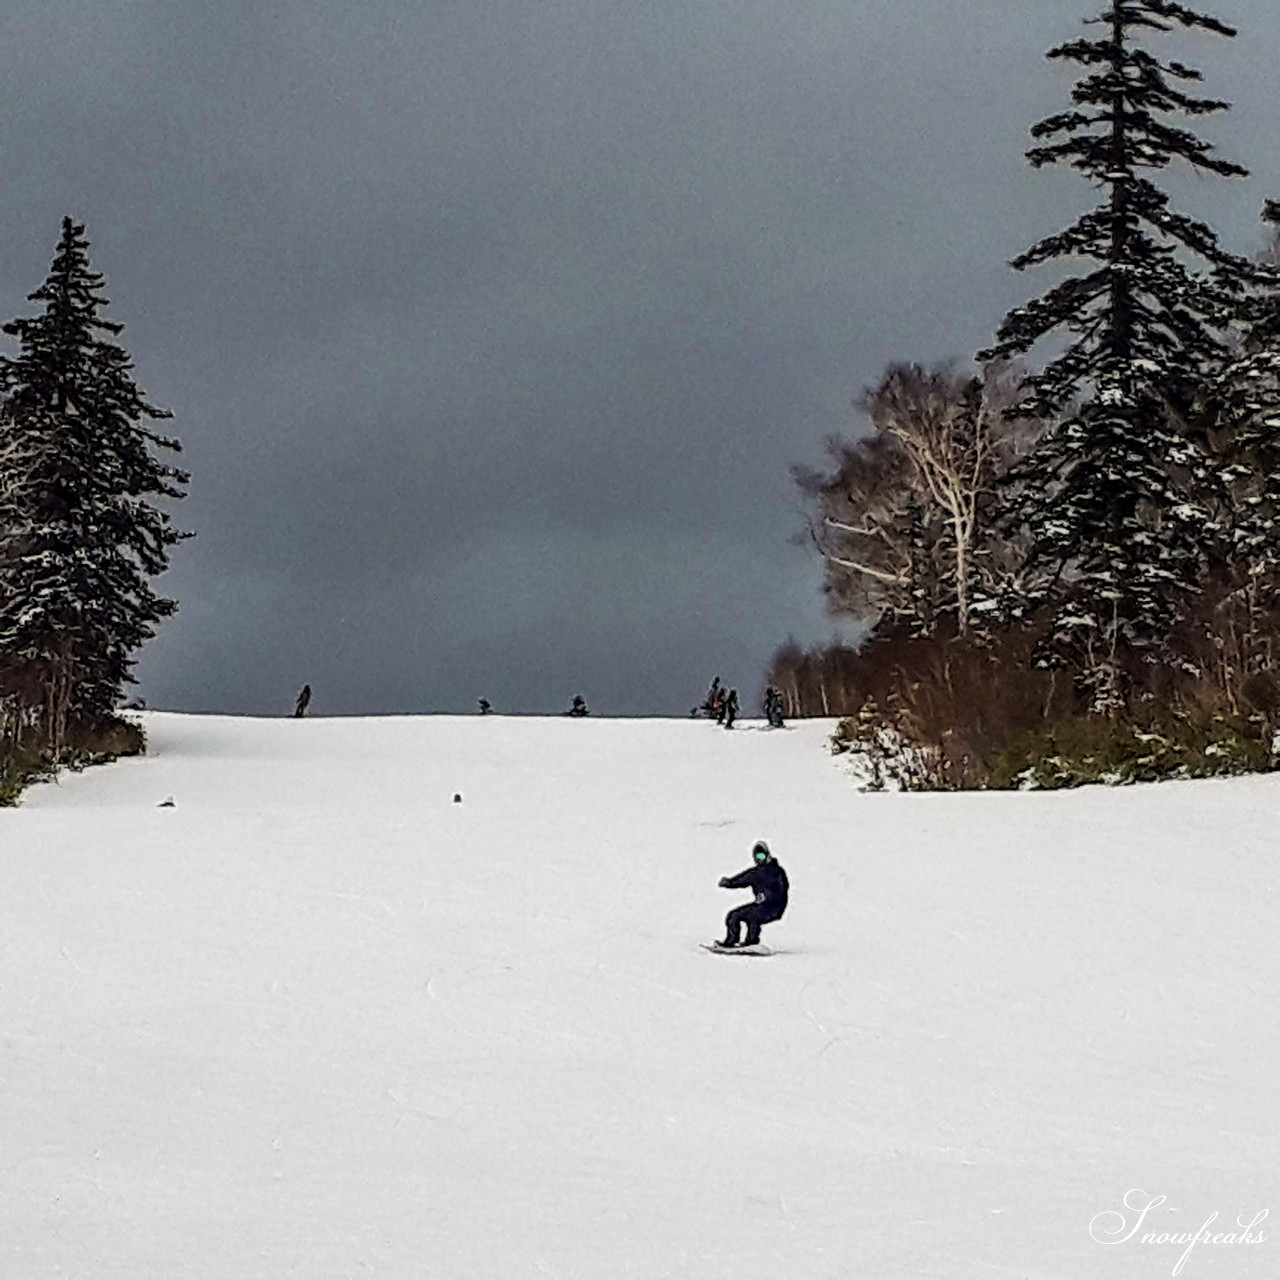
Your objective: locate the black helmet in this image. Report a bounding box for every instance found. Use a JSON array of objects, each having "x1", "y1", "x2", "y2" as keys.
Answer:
[{"x1": 752, "y1": 840, "x2": 771, "y2": 863}]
